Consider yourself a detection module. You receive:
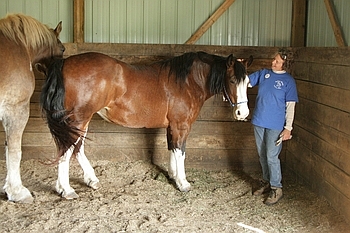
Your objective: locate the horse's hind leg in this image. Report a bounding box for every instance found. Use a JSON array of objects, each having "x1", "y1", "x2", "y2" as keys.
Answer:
[
  {"x1": 76, "y1": 134, "x2": 100, "y2": 190},
  {"x1": 56, "y1": 145, "x2": 79, "y2": 199},
  {"x1": 56, "y1": 132, "x2": 100, "y2": 199},
  {"x1": 2, "y1": 107, "x2": 33, "y2": 203}
]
